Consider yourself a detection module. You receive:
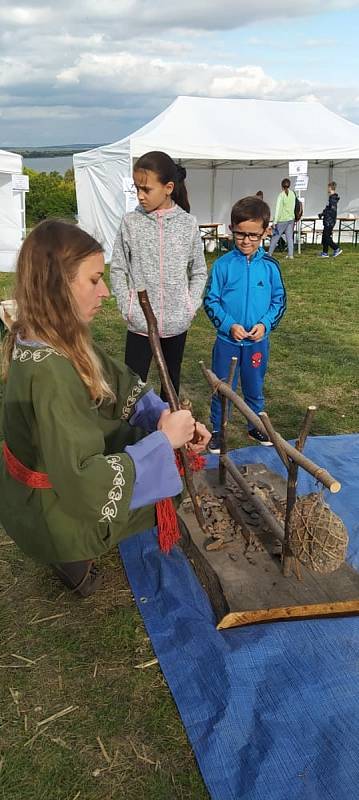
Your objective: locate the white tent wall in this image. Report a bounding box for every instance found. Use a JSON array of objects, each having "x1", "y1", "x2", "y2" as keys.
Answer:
[
  {"x1": 74, "y1": 140, "x2": 130, "y2": 262},
  {"x1": 335, "y1": 164, "x2": 359, "y2": 215},
  {"x1": 0, "y1": 150, "x2": 23, "y2": 272},
  {"x1": 186, "y1": 162, "x2": 355, "y2": 230}
]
